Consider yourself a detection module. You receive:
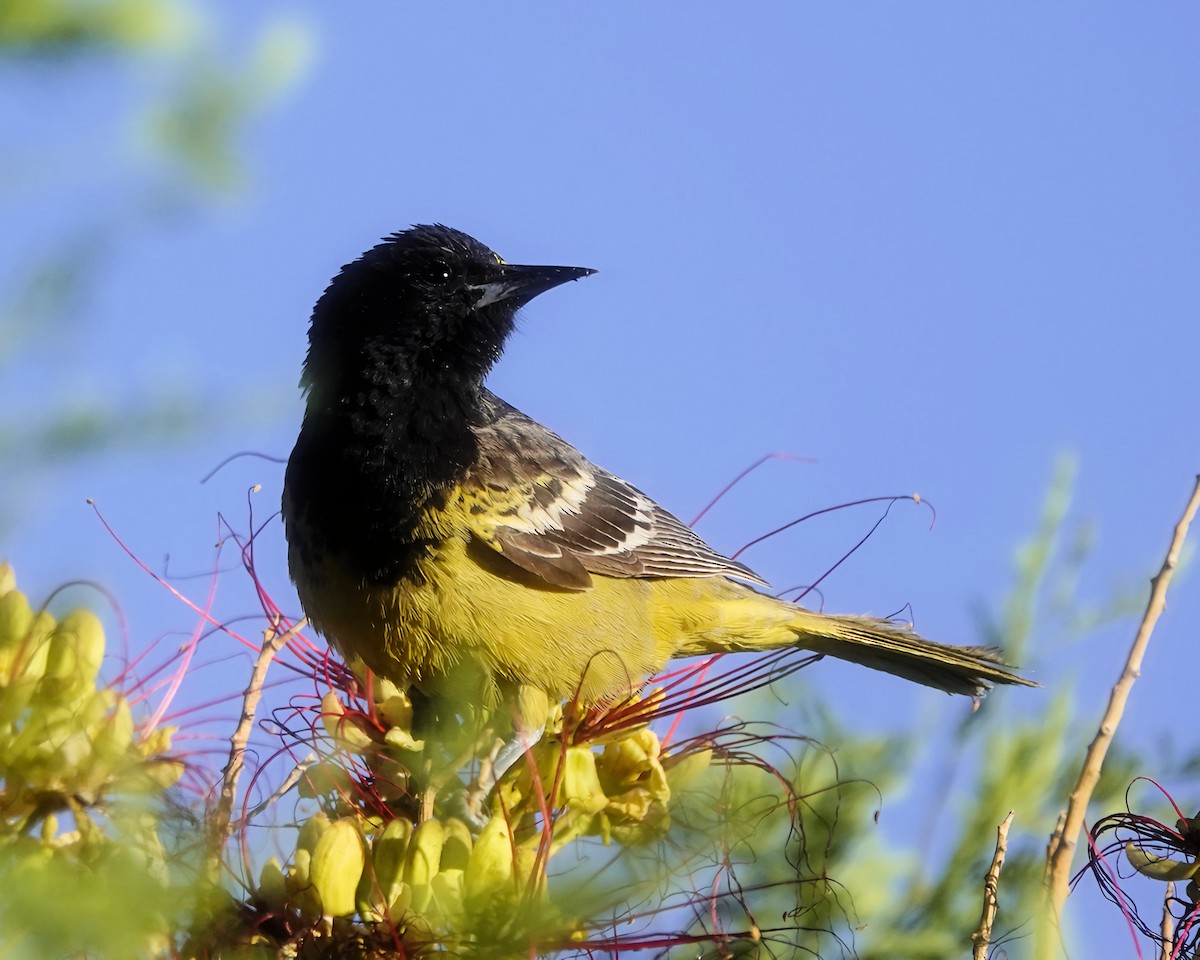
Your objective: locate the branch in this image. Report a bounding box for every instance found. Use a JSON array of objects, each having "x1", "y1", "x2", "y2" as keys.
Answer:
[
  {"x1": 204, "y1": 617, "x2": 303, "y2": 885},
  {"x1": 972, "y1": 811, "x2": 1014, "y2": 960},
  {"x1": 1046, "y1": 476, "x2": 1200, "y2": 916},
  {"x1": 1160, "y1": 880, "x2": 1176, "y2": 960}
]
